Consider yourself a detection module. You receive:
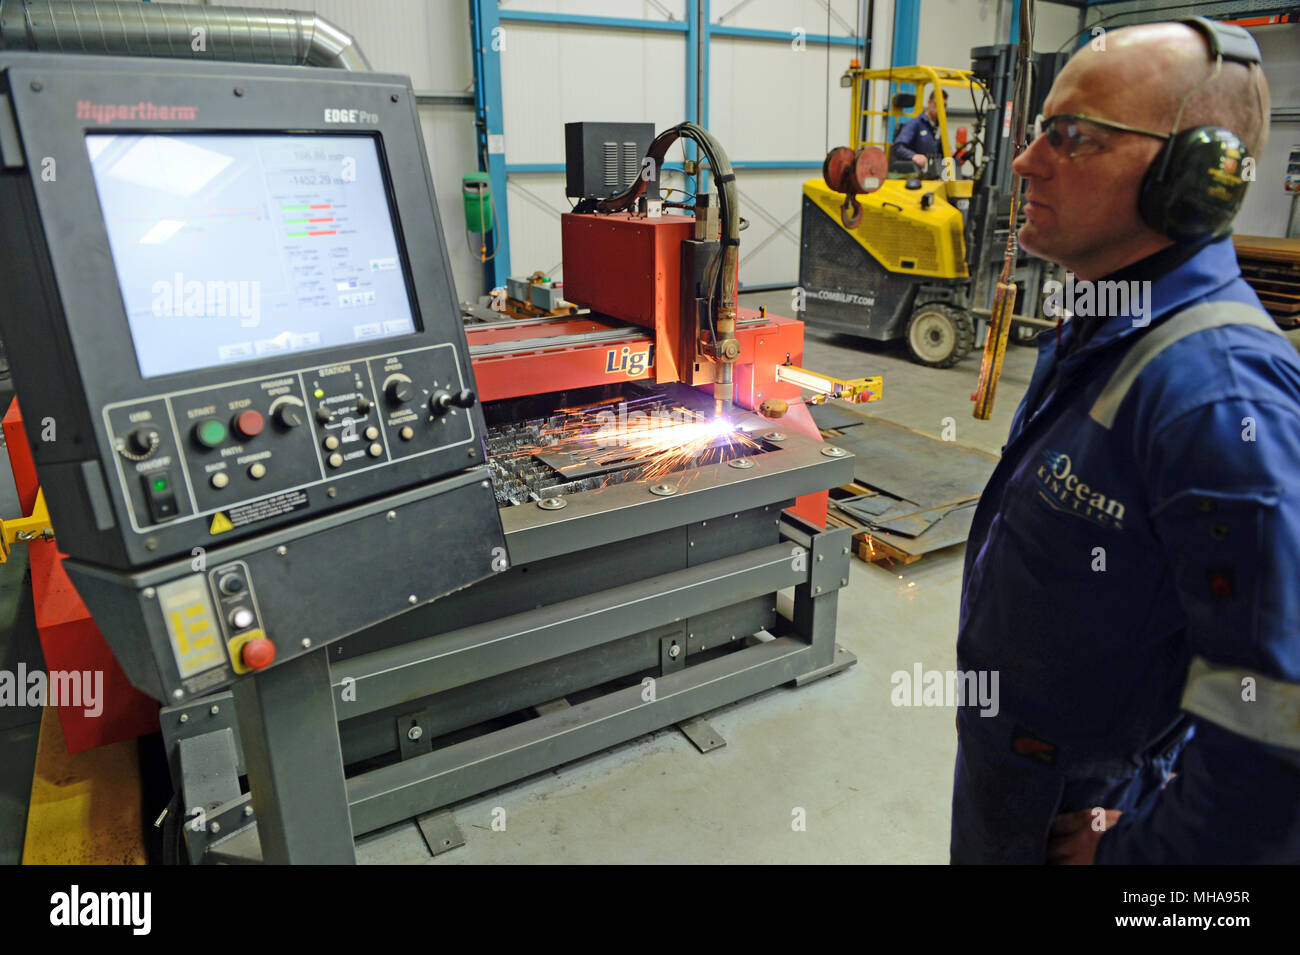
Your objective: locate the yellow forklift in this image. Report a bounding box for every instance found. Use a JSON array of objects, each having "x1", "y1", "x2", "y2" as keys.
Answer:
[{"x1": 799, "y1": 47, "x2": 1063, "y2": 367}]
